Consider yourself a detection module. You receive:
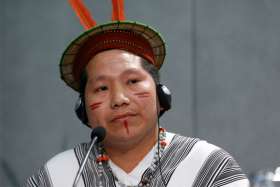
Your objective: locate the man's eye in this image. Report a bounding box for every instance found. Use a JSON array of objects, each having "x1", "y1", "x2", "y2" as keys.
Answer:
[
  {"x1": 128, "y1": 79, "x2": 139, "y2": 84},
  {"x1": 95, "y1": 86, "x2": 108, "y2": 92}
]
